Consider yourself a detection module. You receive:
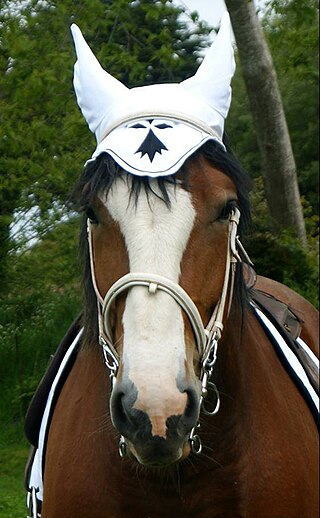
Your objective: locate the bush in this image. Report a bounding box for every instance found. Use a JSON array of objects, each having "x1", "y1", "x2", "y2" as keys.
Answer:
[
  {"x1": 247, "y1": 178, "x2": 319, "y2": 307},
  {"x1": 0, "y1": 219, "x2": 82, "y2": 426}
]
